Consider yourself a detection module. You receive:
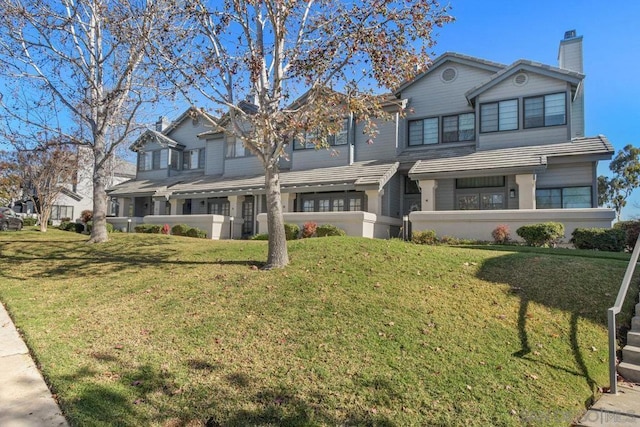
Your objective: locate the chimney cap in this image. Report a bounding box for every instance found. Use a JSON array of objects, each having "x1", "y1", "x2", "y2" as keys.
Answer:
[{"x1": 564, "y1": 29, "x2": 577, "y2": 40}]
